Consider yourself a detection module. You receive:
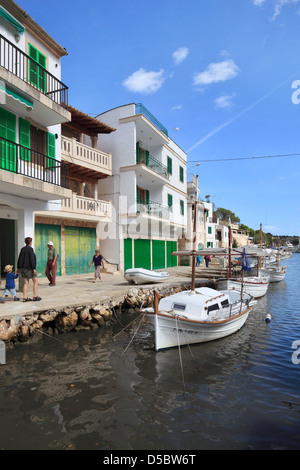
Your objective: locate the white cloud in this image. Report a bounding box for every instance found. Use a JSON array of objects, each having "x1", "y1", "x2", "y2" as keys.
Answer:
[
  {"x1": 253, "y1": 0, "x2": 266, "y2": 5},
  {"x1": 272, "y1": 0, "x2": 300, "y2": 19},
  {"x1": 171, "y1": 104, "x2": 182, "y2": 110},
  {"x1": 172, "y1": 47, "x2": 189, "y2": 65},
  {"x1": 214, "y1": 93, "x2": 236, "y2": 109},
  {"x1": 123, "y1": 68, "x2": 165, "y2": 94},
  {"x1": 193, "y1": 59, "x2": 240, "y2": 86}
]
